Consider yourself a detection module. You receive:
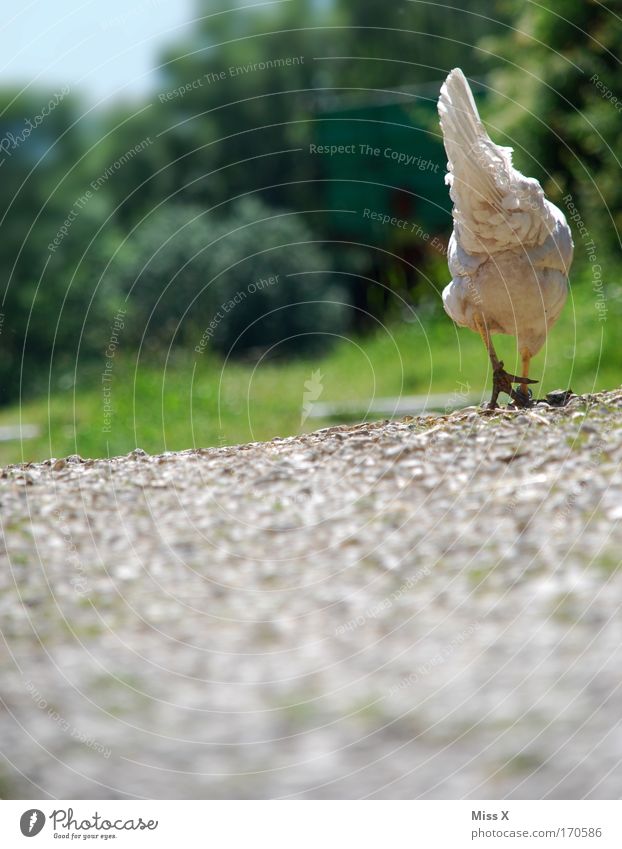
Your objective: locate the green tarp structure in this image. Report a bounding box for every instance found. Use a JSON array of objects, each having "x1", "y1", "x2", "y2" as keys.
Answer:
[{"x1": 312, "y1": 97, "x2": 451, "y2": 242}]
